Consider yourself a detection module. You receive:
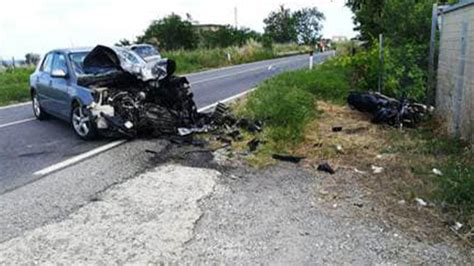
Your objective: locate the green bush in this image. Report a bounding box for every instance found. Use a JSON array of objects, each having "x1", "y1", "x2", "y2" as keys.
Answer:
[
  {"x1": 243, "y1": 59, "x2": 351, "y2": 148},
  {"x1": 245, "y1": 81, "x2": 316, "y2": 147},
  {"x1": 334, "y1": 42, "x2": 427, "y2": 102},
  {"x1": 0, "y1": 68, "x2": 34, "y2": 105}
]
